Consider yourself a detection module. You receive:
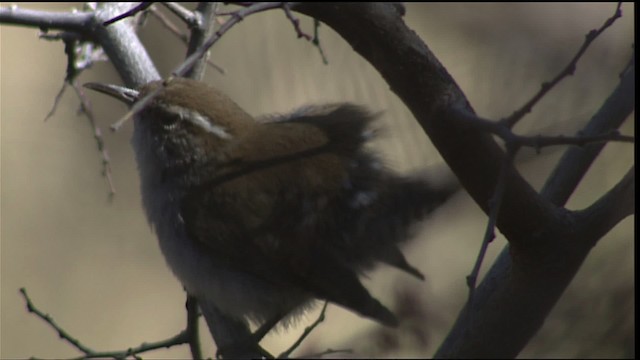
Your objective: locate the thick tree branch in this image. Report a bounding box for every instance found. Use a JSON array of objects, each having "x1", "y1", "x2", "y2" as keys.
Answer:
[
  {"x1": 0, "y1": 0, "x2": 156, "y2": 88},
  {"x1": 0, "y1": 6, "x2": 92, "y2": 32},
  {"x1": 575, "y1": 165, "x2": 635, "y2": 245},
  {"x1": 294, "y1": 2, "x2": 560, "y2": 256},
  {"x1": 91, "y1": 3, "x2": 159, "y2": 87},
  {"x1": 184, "y1": 2, "x2": 219, "y2": 80},
  {"x1": 436, "y1": 51, "x2": 634, "y2": 360},
  {"x1": 542, "y1": 59, "x2": 635, "y2": 206},
  {"x1": 294, "y1": 3, "x2": 633, "y2": 358}
]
